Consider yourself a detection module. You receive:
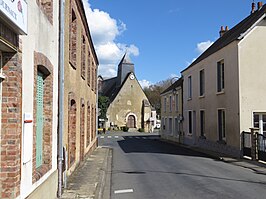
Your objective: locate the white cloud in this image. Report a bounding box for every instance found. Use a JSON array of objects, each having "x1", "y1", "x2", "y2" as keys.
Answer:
[
  {"x1": 82, "y1": 0, "x2": 139, "y2": 78},
  {"x1": 196, "y1": 40, "x2": 214, "y2": 54},
  {"x1": 139, "y1": 79, "x2": 152, "y2": 88}
]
